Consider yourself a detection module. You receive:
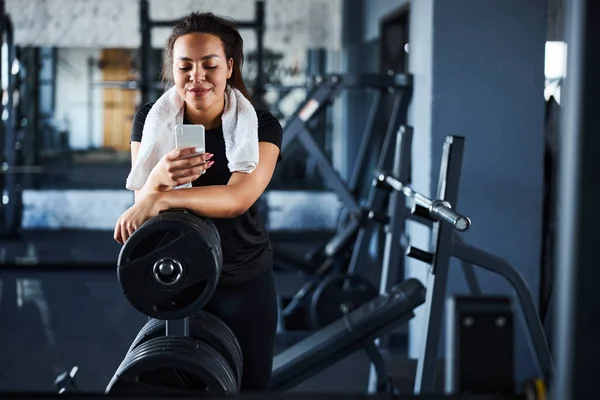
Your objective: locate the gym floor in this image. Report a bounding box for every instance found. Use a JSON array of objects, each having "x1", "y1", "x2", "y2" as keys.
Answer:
[{"x1": 0, "y1": 229, "x2": 431, "y2": 394}]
